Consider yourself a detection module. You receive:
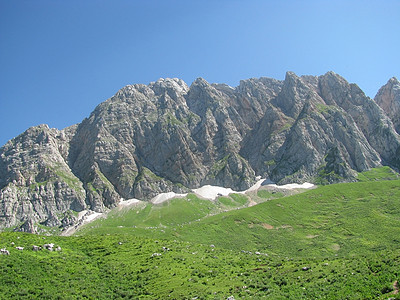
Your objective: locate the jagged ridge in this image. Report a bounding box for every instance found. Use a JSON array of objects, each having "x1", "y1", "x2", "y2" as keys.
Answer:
[{"x1": 0, "y1": 71, "x2": 399, "y2": 231}]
